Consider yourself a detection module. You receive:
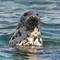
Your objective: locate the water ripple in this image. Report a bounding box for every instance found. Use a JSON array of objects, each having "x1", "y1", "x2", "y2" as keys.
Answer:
[{"x1": 0, "y1": 0, "x2": 60, "y2": 60}]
